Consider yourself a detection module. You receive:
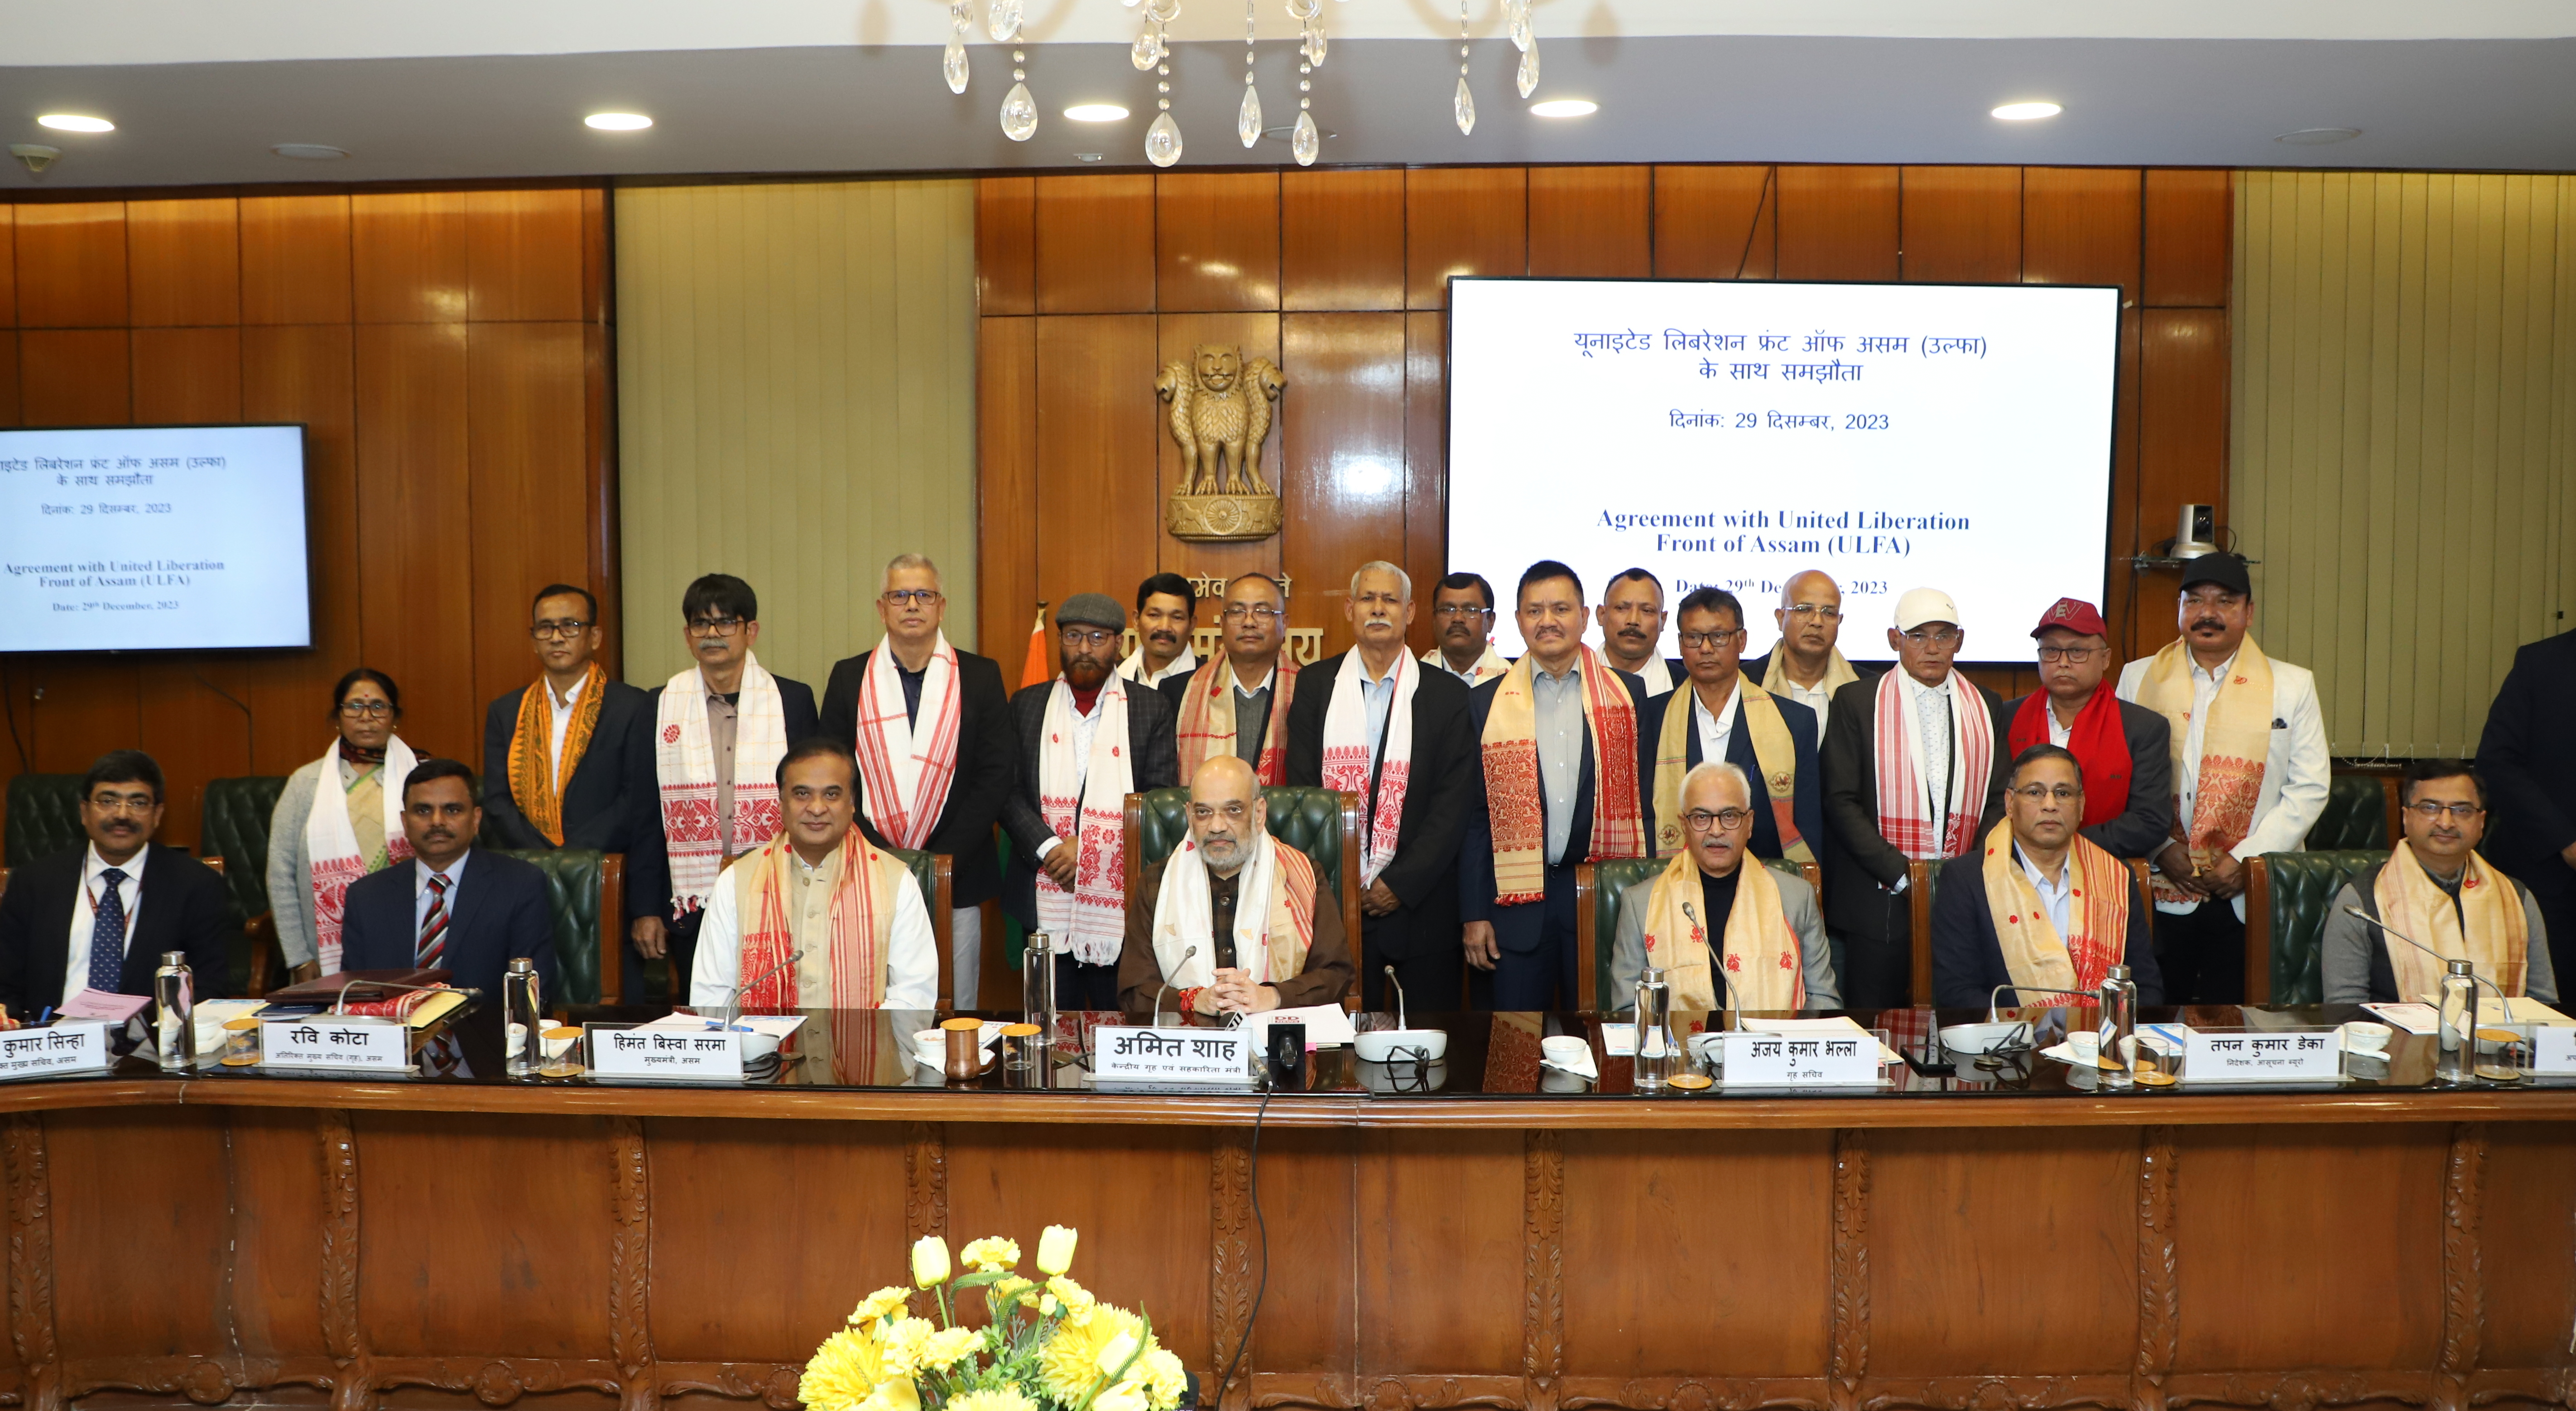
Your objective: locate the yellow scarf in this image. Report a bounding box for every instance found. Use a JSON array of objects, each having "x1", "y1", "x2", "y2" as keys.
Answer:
[
  {"x1": 2373, "y1": 840, "x2": 2529, "y2": 1003},
  {"x1": 1650, "y1": 682, "x2": 1811, "y2": 863},
  {"x1": 2133, "y1": 637, "x2": 2273, "y2": 904},
  {"x1": 731, "y1": 827, "x2": 906, "y2": 1010},
  {"x1": 1636, "y1": 849, "x2": 1802, "y2": 1012},
  {"x1": 1978, "y1": 819, "x2": 2130, "y2": 1005},
  {"x1": 1754, "y1": 647, "x2": 1859, "y2": 706},
  {"x1": 507, "y1": 662, "x2": 608, "y2": 847}
]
